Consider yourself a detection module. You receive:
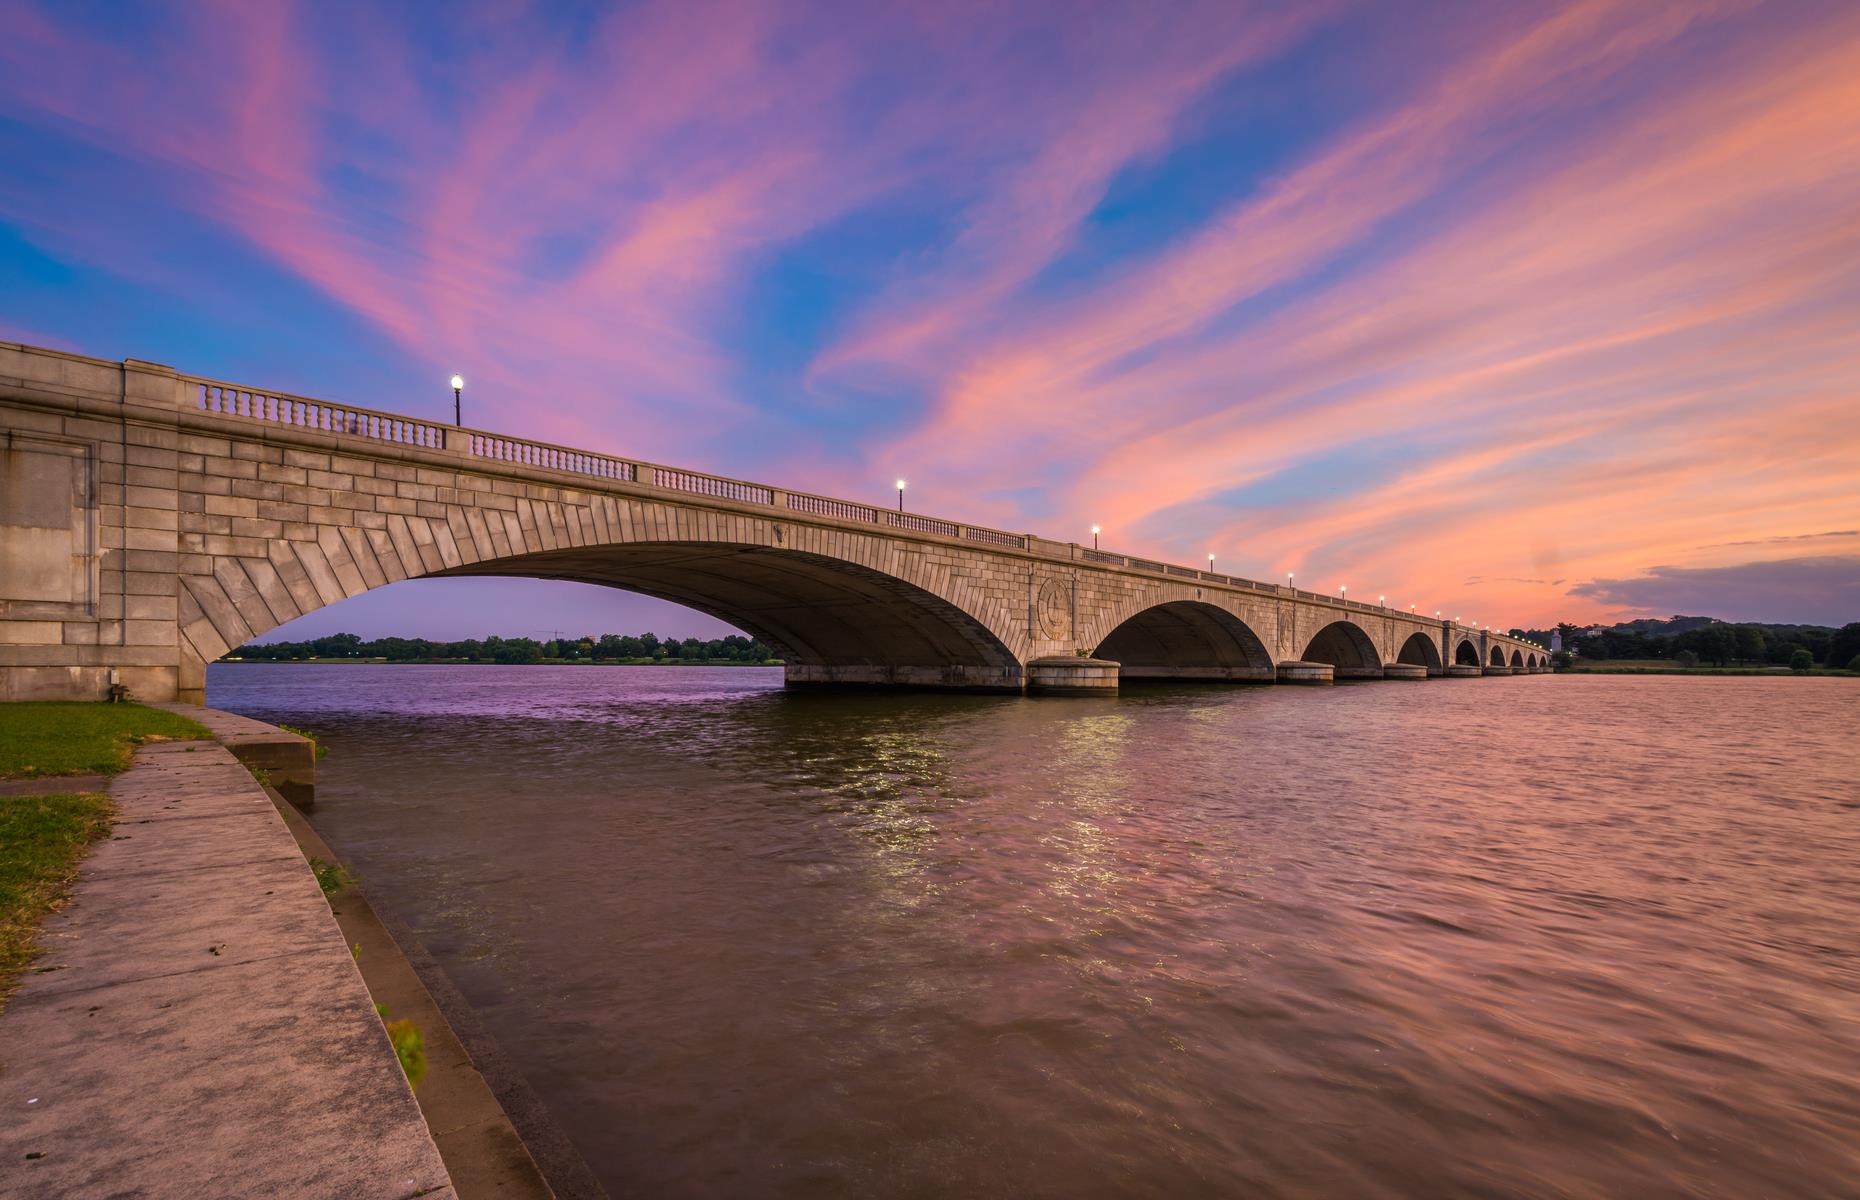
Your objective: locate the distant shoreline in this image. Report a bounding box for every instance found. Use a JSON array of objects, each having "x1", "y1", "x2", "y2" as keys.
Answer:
[
  {"x1": 216, "y1": 658, "x2": 784, "y2": 667},
  {"x1": 1558, "y1": 664, "x2": 1852, "y2": 677}
]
